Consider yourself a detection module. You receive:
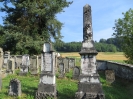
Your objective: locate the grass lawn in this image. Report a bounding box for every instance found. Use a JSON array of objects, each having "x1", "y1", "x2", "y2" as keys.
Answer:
[{"x1": 0, "y1": 70, "x2": 133, "y2": 99}]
